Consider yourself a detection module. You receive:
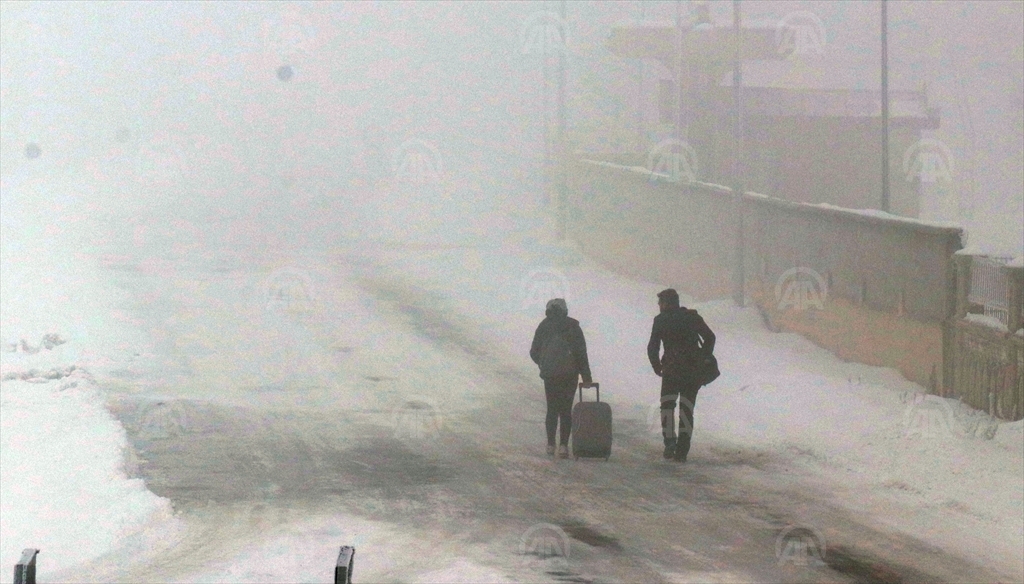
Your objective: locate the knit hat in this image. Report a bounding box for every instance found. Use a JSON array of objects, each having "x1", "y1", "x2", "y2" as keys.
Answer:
[{"x1": 545, "y1": 298, "x2": 568, "y2": 317}]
